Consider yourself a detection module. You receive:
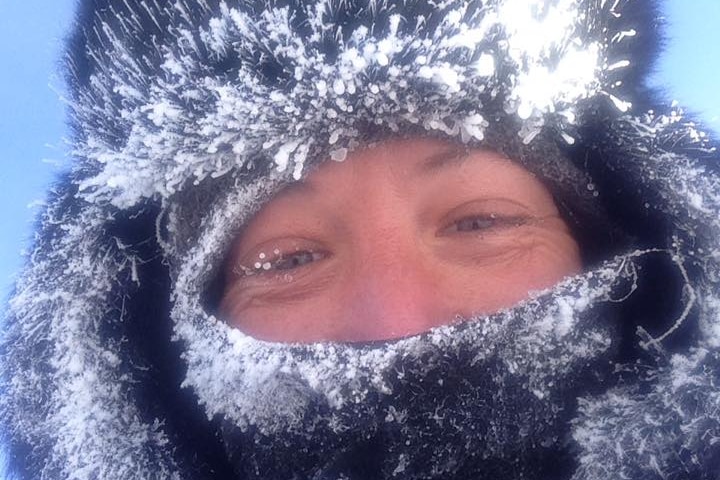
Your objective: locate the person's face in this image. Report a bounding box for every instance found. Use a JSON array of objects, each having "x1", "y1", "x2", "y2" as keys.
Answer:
[{"x1": 219, "y1": 138, "x2": 582, "y2": 343}]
